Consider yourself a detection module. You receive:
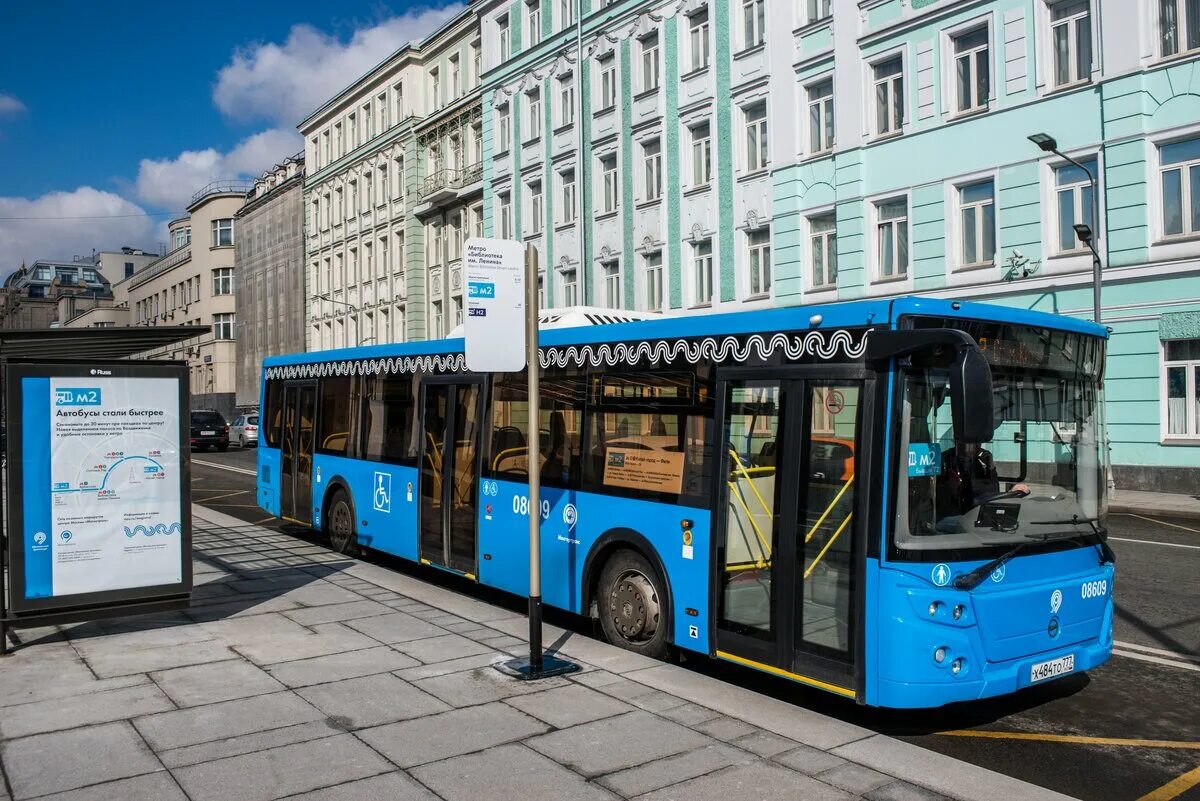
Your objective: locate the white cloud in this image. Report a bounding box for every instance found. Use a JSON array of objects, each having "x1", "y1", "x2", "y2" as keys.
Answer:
[
  {"x1": 0, "y1": 188, "x2": 158, "y2": 276},
  {"x1": 213, "y1": 5, "x2": 463, "y2": 127},
  {"x1": 0, "y1": 93, "x2": 25, "y2": 115},
  {"x1": 134, "y1": 127, "x2": 302, "y2": 209}
]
